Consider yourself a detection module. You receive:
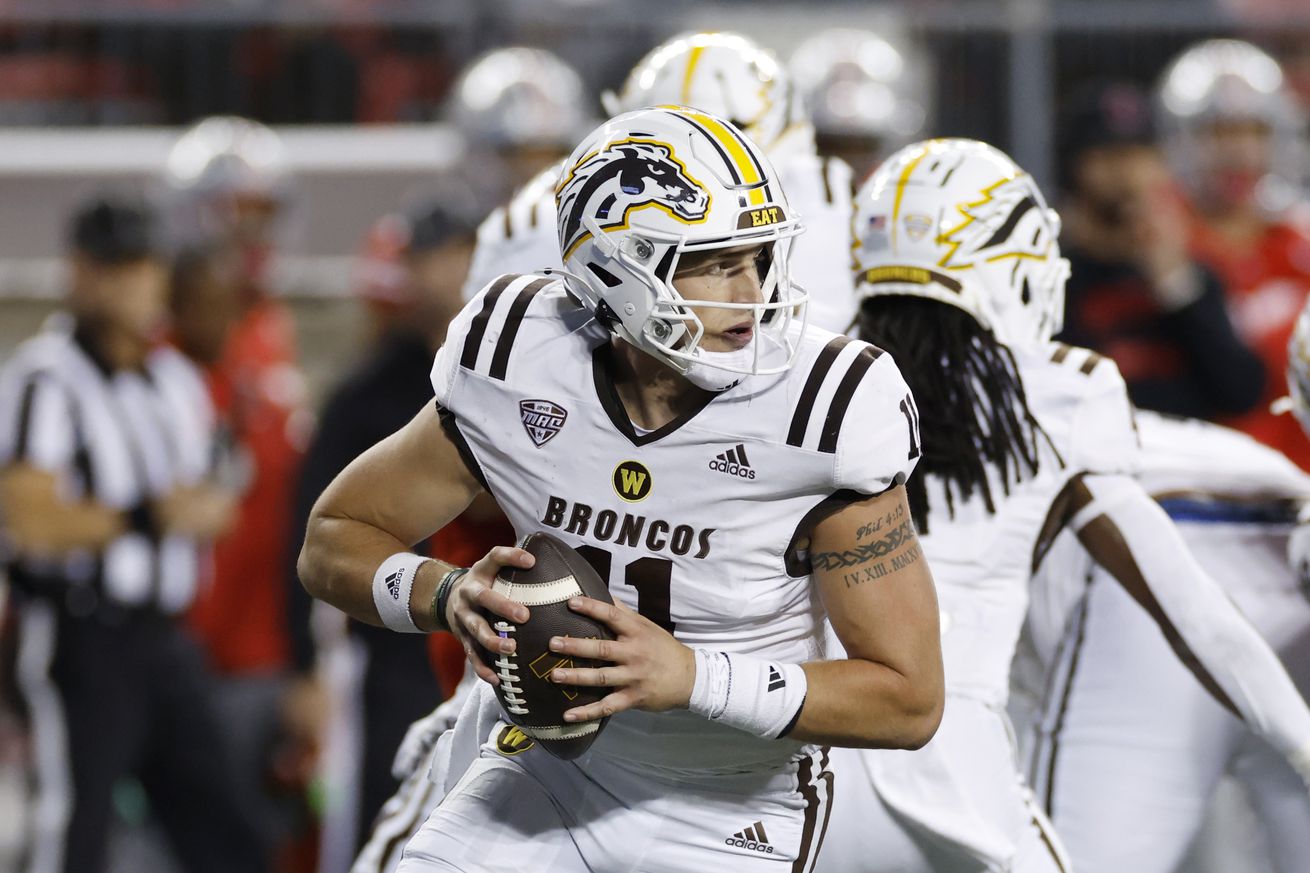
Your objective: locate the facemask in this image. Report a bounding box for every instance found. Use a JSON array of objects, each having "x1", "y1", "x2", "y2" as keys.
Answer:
[{"x1": 680, "y1": 330, "x2": 790, "y2": 392}]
